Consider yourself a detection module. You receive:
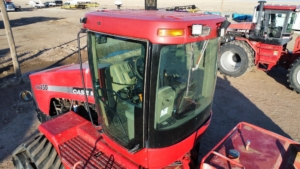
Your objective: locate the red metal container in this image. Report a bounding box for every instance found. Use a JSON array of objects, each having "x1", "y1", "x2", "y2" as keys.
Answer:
[{"x1": 200, "y1": 122, "x2": 300, "y2": 169}]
